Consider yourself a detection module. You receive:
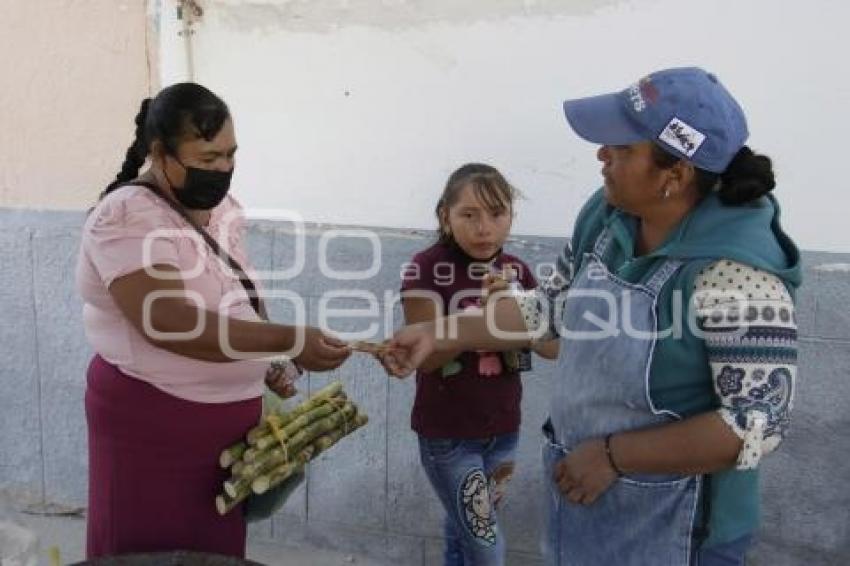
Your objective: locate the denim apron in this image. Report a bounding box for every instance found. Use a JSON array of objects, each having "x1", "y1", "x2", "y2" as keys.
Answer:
[{"x1": 542, "y1": 228, "x2": 701, "y2": 566}]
